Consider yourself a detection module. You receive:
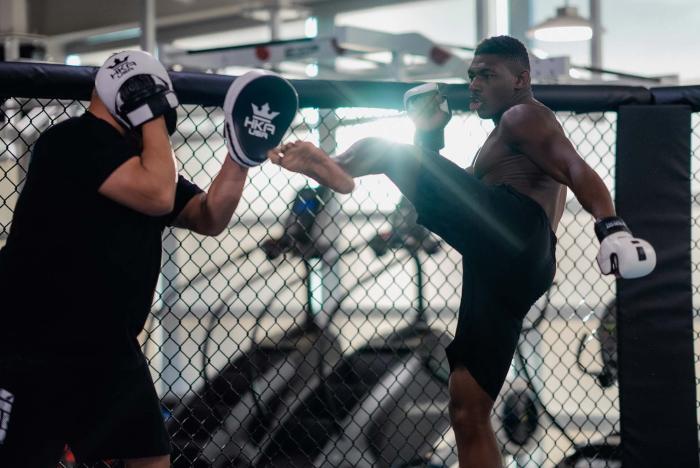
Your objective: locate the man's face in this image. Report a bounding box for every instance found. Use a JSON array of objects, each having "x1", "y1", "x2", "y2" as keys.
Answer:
[{"x1": 467, "y1": 54, "x2": 522, "y2": 119}]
